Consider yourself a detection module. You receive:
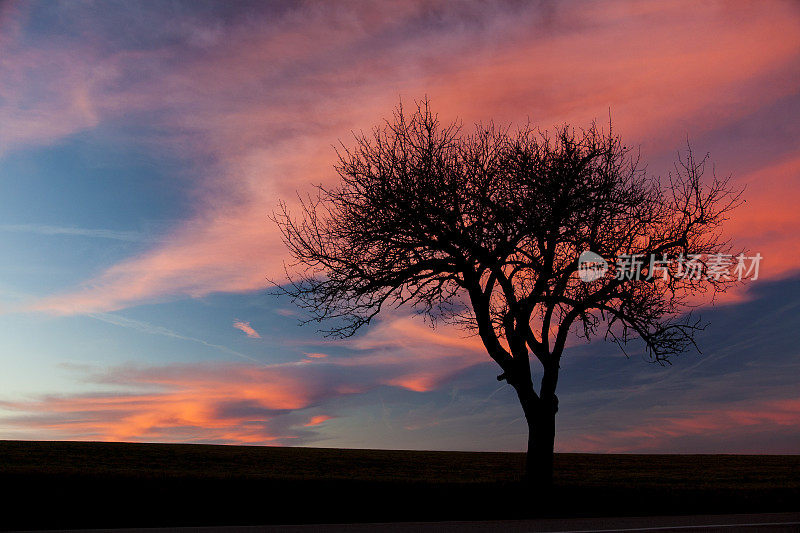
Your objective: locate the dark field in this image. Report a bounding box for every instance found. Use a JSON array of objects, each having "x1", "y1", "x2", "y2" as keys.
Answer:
[{"x1": 1, "y1": 440, "x2": 798, "y2": 529}]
